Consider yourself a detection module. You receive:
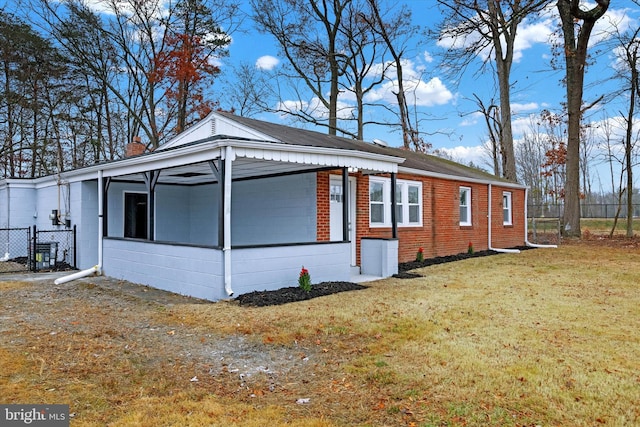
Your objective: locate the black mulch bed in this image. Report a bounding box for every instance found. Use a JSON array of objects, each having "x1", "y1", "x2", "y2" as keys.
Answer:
[
  {"x1": 235, "y1": 246, "x2": 534, "y2": 306},
  {"x1": 235, "y1": 281, "x2": 368, "y2": 307}
]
